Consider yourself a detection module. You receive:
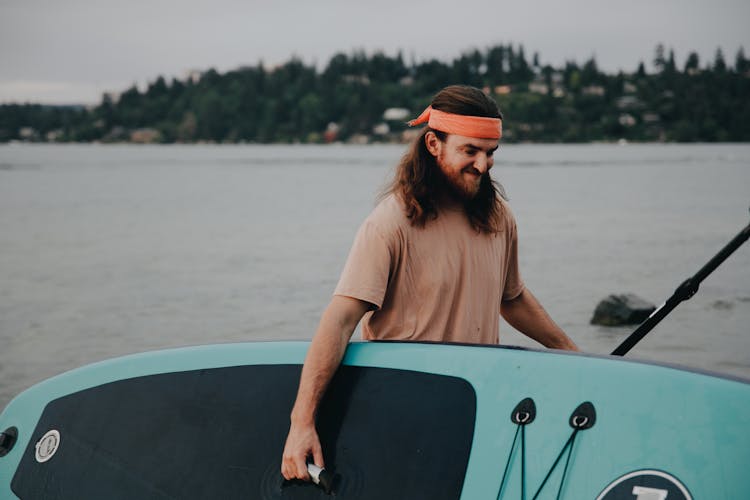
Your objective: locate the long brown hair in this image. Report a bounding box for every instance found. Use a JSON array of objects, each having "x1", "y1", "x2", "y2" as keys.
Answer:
[{"x1": 382, "y1": 85, "x2": 506, "y2": 234}]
